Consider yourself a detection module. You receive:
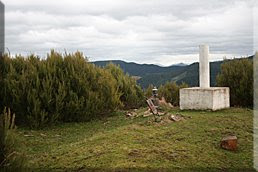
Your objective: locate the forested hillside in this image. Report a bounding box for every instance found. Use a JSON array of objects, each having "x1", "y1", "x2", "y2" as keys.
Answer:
[
  {"x1": 93, "y1": 56, "x2": 253, "y2": 88},
  {"x1": 93, "y1": 60, "x2": 184, "y2": 76},
  {"x1": 93, "y1": 60, "x2": 219, "y2": 88}
]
